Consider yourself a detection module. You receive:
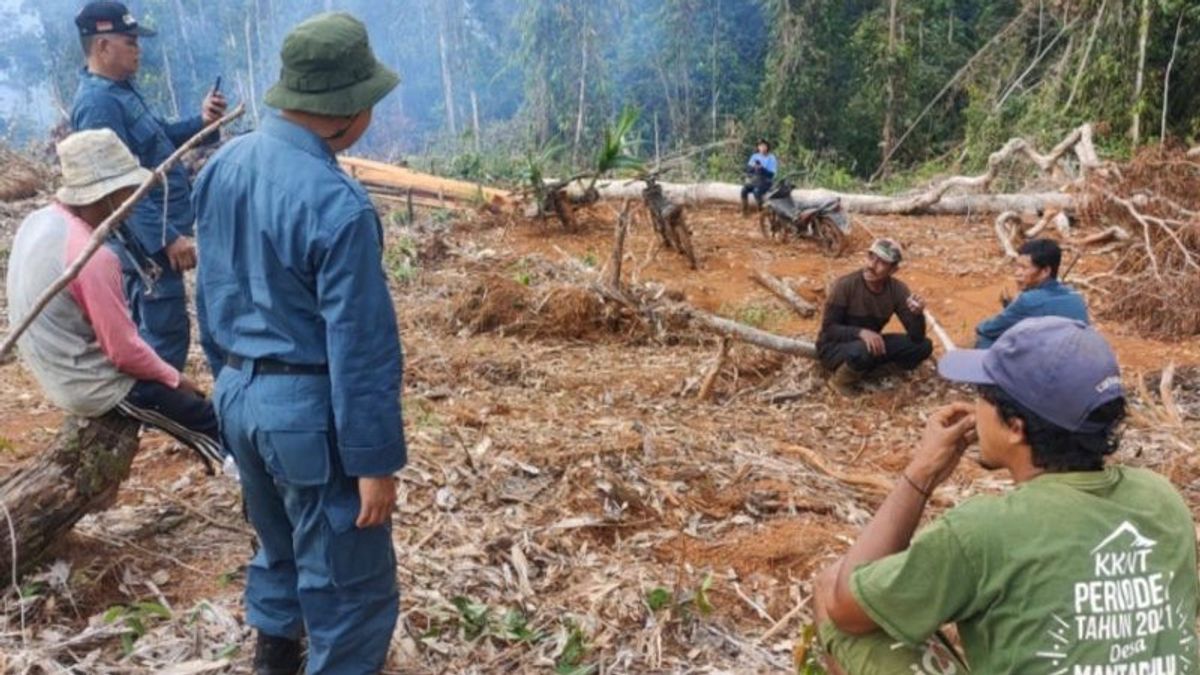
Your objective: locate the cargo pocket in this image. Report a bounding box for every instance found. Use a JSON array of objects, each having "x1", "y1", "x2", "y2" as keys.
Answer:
[
  {"x1": 322, "y1": 483, "x2": 396, "y2": 589},
  {"x1": 253, "y1": 392, "x2": 332, "y2": 488}
]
